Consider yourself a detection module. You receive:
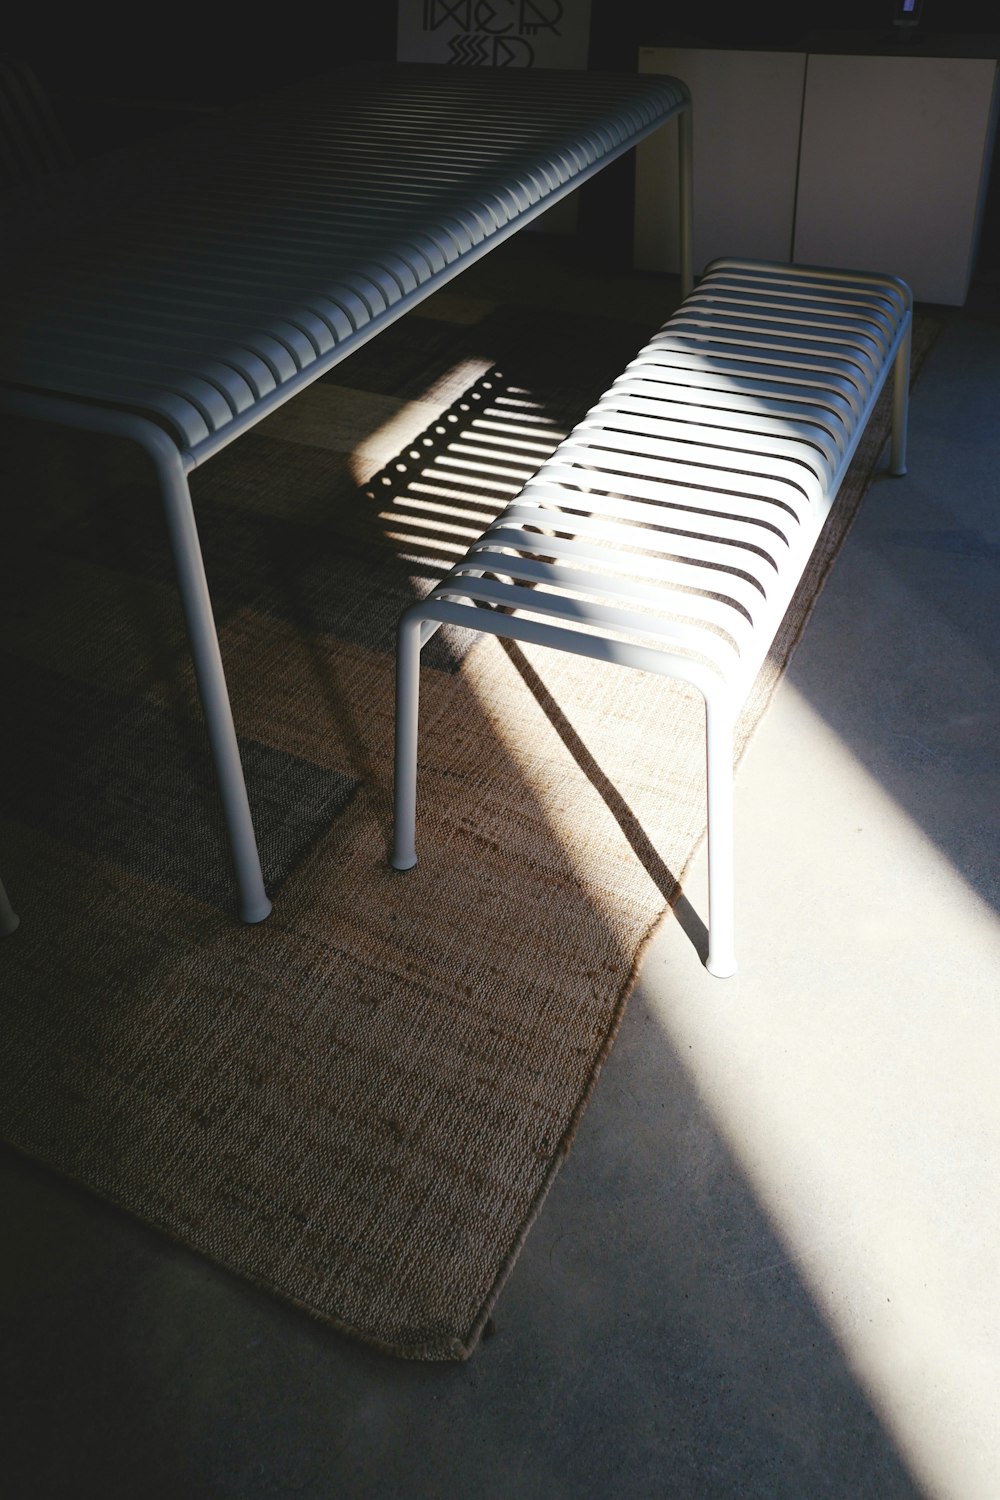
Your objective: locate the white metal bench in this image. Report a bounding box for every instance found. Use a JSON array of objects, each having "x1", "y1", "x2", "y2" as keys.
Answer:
[
  {"x1": 391, "y1": 258, "x2": 913, "y2": 976},
  {"x1": 0, "y1": 62, "x2": 693, "y2": 922}
]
